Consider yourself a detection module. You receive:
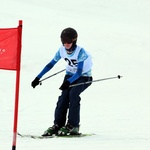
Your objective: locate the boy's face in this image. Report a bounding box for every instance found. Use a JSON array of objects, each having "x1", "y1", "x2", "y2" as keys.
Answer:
[{"x1": 64, "y1": 43, "x2": 73, "y2": 50}]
